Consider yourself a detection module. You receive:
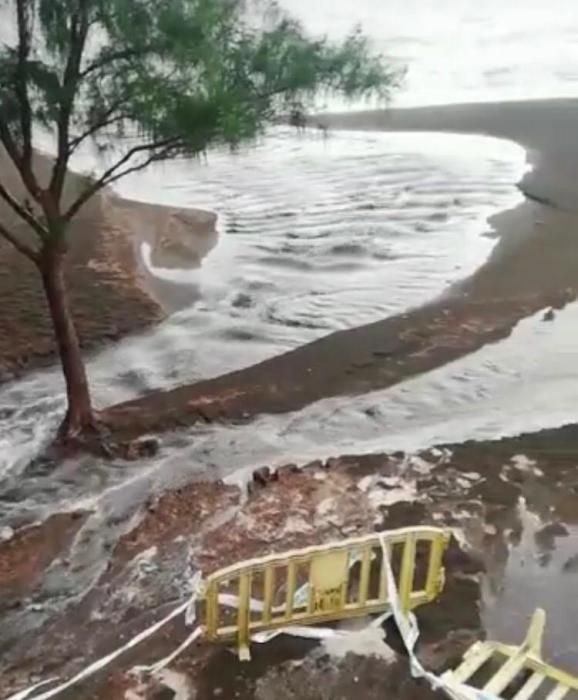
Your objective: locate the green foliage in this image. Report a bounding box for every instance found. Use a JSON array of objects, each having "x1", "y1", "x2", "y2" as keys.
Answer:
[{"x1": 0, "y1": 0, "x2": 401, "y2": 208}]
